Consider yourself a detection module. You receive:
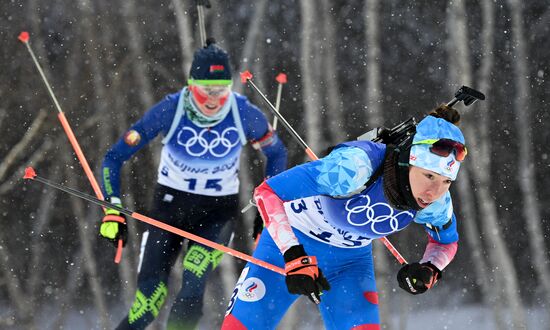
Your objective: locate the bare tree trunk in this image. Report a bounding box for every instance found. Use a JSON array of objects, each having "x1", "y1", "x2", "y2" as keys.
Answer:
[
  {"x1": 90, "y1": 0, "x2": 138, "y2": 306},
  {"x1": 231, "y1": 0, "x2": 269, "y2": 257},
  {"x1": 56, "y1": 20, "x2": 106, "y2": 324},
  {"x1": 121, "y1": 2, "x2": 155, "y2": 108},
  {"x1": 0, "y1": 105, "x2": 6, "y2": 129},
  {"x1": 121, "y1": 0, "x2": 159, "y2": 206},
  {"x1": 218, "y1": 248, "x2": 238, "y2": 303},
  {"x1": 221, "y1": 3, "x2": 271, "y2": 324},
  {"x1": 104, "y1": 49, "x2": 140, "y2": 302},
  {"x1": 447, "y1": 0, "x2": 526, "y2": 327},
  {"x1": 233, "y1": 43, "x2": 271, "y2": 256},
  {"x1": 58, "y1": 10, "x2": 116, "y2": 326},
  {"x1": 28, "y1": 0, "x2": 55, "y2": 91},
  {"x1": 279, "y1": 297, "x2": 322, "y2": 329},
  {"x1": 78, "y1": 0, "x2": 108, "y2": 113},
  {"x1": 0, "y1": 2, "x2": 70, "y2": 328},
  {"x1": 78, "y1": 0, "x2": 117, "y2": 152},
  {"x1": 0, "y1": 110, "x2": 47, "y2": 182},
  {"x1": 105, "y1": 4, "x2": 155, "y2": 313},
  {"x1": 210, "y1": 3, "x2": 224, "y2": 47},
  {"x1": 447, "y1": 0, "x2": 504, "y2": 322},
  {"x1": 456, "y1": 172, "x2": 507, "y2": 326},
  {"x1": 26, "y1": 181, "x2": 58, "y2": 329},
  {"x1": 320, "y1": 0, "x2": 346, "y2": 145},
  {"x1": 241, "y1": 0, "x2": 268, "y2": 73},
  {"x1": 233, "y1": 0, "x2": 268, "y2": 94},
  {"x1": 235, "y1": 151, "x2": 255, "y2": 253},
  {"x1": 202, "y1": 253, "x2": 237, "y2": 328},
  {"x1": 0, "y1": 234, "x2": 33, "y2": 328},
  {"x1": 454, "y1": 0, "x2": 503, "y2": 326},
  {"x1": 299, "y1": 0, "x2": 324, "y2": 157},
  {"x1": 364, "y1": 0, "x2": 394, "y2": 328},
  {"x1": 65, "y1": 163, "x2": 110, "y2": 329},
  {"x1": 0, "y1": 139, "x2": 52, "y2": 195},
  {"x1": 508, "y1": 0, "x2": 550, "y2": 314},
  {"x1": 225, "y1": 0, "x2": 269, "y2": 269},
  {"x1": 172, "y1": 0, "x2": 195, "y2": 77},
  {"x1": 365, "y1": 0, "x2": 384, "y2": 129},
  {"x1": 50, "y1": 249, "x2": 86, "y2": 330}
]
